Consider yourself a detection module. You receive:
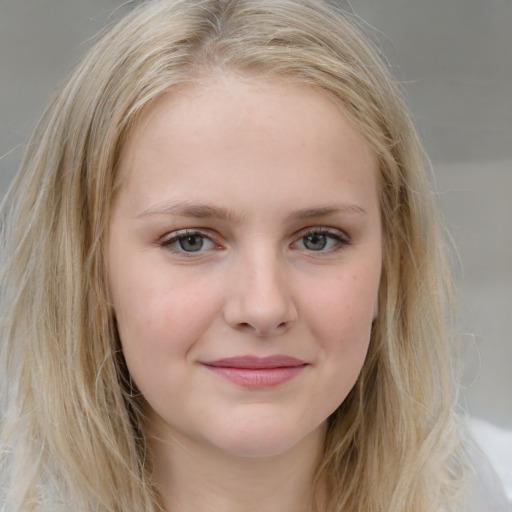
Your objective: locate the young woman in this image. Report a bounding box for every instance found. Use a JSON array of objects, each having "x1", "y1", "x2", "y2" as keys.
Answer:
[{"x1": 1, "y1": 1, "x2": 504, "y2": 510}]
